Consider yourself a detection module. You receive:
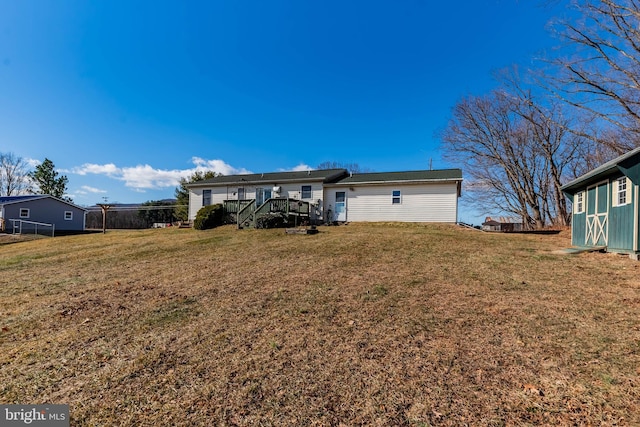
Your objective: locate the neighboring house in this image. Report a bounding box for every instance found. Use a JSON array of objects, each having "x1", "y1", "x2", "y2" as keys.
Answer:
[
  {"x1": 0, "y1": 195, "x2": 87, "y2": 234},
  {"x1": 186, "y1": 168, "x2": 462, "y2": 227},
  {"x1": 561, "y1": 146, "x2": 640, "y2": 259},
  {"x1": 481, "y1": 216, "x2": 523, "y2": 232}
]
